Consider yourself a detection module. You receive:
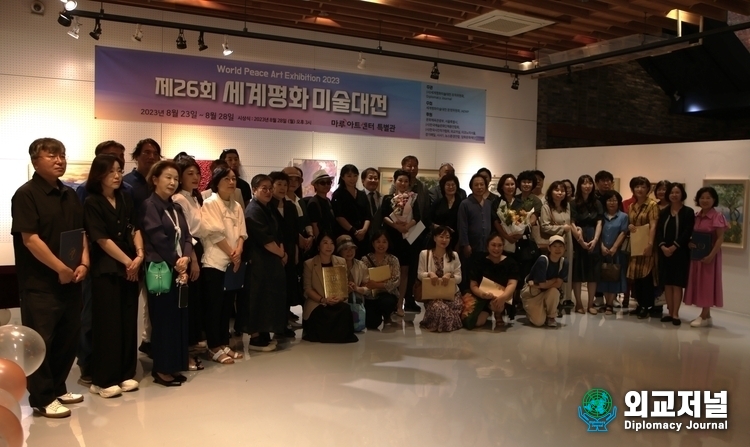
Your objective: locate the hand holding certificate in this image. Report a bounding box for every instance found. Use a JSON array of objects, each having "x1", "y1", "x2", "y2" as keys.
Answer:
[
  {"x1": 630, "y1": 223, "x2": 651, "y2": 256},
  {"x1": 421, "y1": 278, "x2": 456, "y2": 300},
  {"x1": 478, "y1": 277, "x2": 509, "y2": 303},
  {"x1": 59, "y1": 229, "x2": 84, "y2": 270},
  {"x1": 368, "y1": 265, "x2": 390, "y2": 282},
  {"x1": 323, "y1": 266, "x2": 349, "y2": 301}
]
